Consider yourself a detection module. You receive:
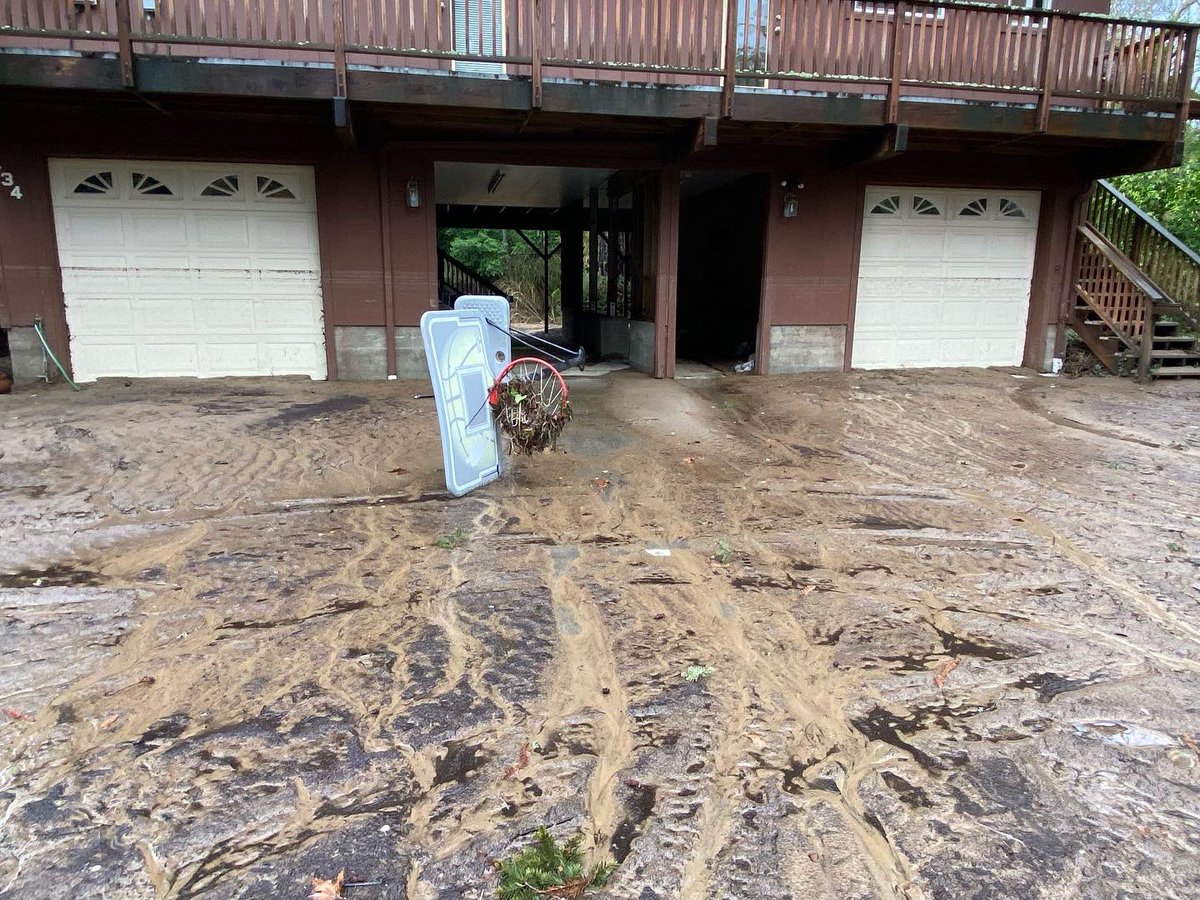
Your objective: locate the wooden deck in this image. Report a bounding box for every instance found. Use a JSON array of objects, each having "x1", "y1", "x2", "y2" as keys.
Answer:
[{"x1": 1, "y1": 0, "x2": 1196, "y2": 137}]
